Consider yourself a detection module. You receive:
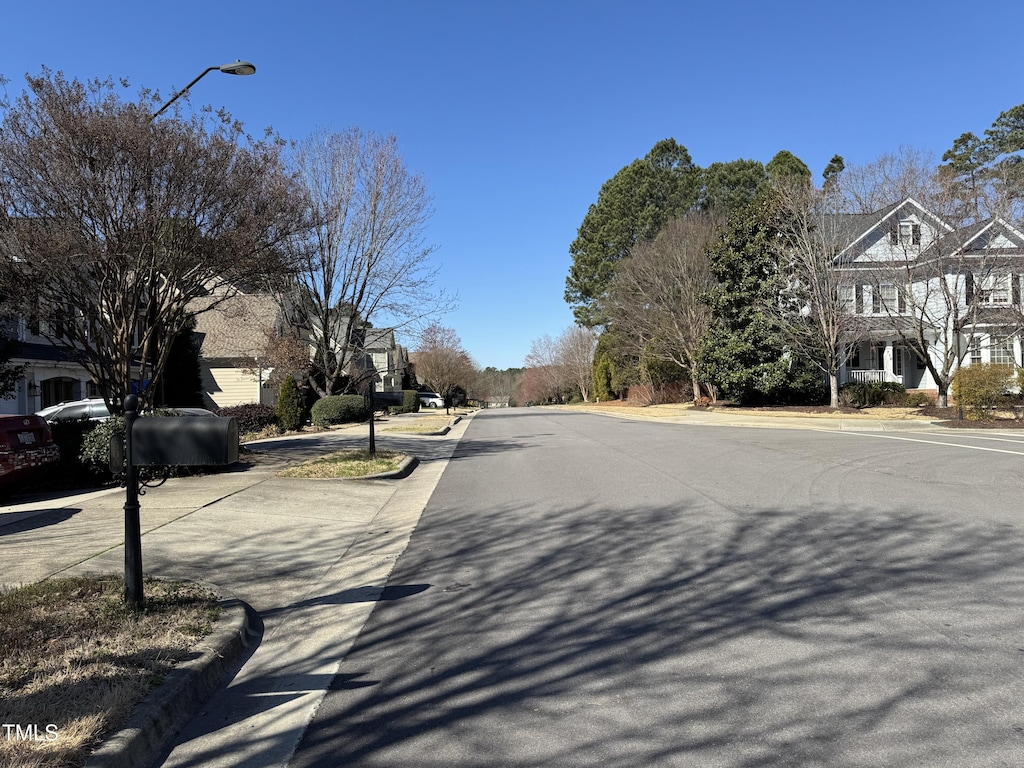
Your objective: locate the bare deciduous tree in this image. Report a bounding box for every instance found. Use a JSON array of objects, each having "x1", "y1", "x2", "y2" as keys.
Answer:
[
  {"x1": 284, "y1": 127, "x2": 451, "y2": 398},
  {"x1": 476, "y1": 366, "x2": 522, "y2": 406},
  {"x1": 559, "y1": 326, "x2": 597, "y2": 402},
  {"x1": 522, "y1": 326, "x2": 596, "y2": 402},
  {"x1": 411, "y1": 323, "x2": 477, "y2": 409},
  {"x1": 770, "y1": 179, "x2": 869, "y2": 408},
  {"x1": 0, "y1": 70, "x2": 305, "y2": 412},
  {"x1": 523, "y1": 333, "x2": 572, "y2": 403},
  {"x1": 606, "y1": 212, "x2": 721, "y2": 400}
]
